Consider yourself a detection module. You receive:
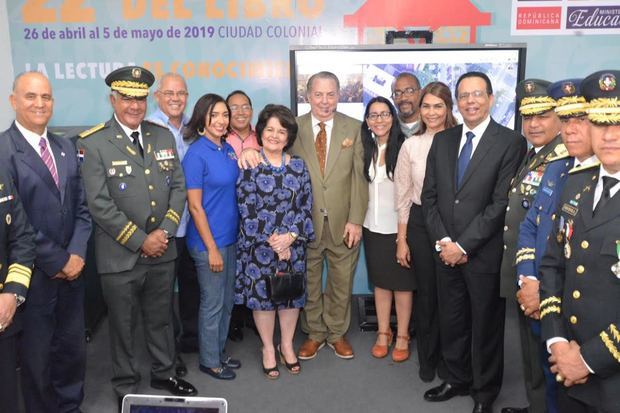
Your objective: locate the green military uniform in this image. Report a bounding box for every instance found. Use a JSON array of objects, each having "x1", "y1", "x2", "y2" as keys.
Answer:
[
  {"x1": 77, "y1": 66, "x2": 187, "y2": 398},
  {"x1": 499, "y1": 79, "x2": 568, "y2": 413},
  {"x1": 0, "y1": 168, "x2": 36, "y2": 413}
]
